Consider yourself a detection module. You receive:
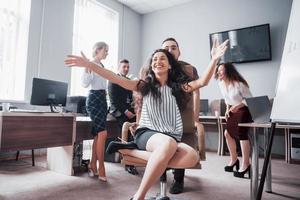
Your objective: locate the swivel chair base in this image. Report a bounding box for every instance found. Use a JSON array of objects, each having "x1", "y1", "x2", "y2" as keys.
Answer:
[{"x1": 145, "y1": 171, "x2": 186, "y2": 200}]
